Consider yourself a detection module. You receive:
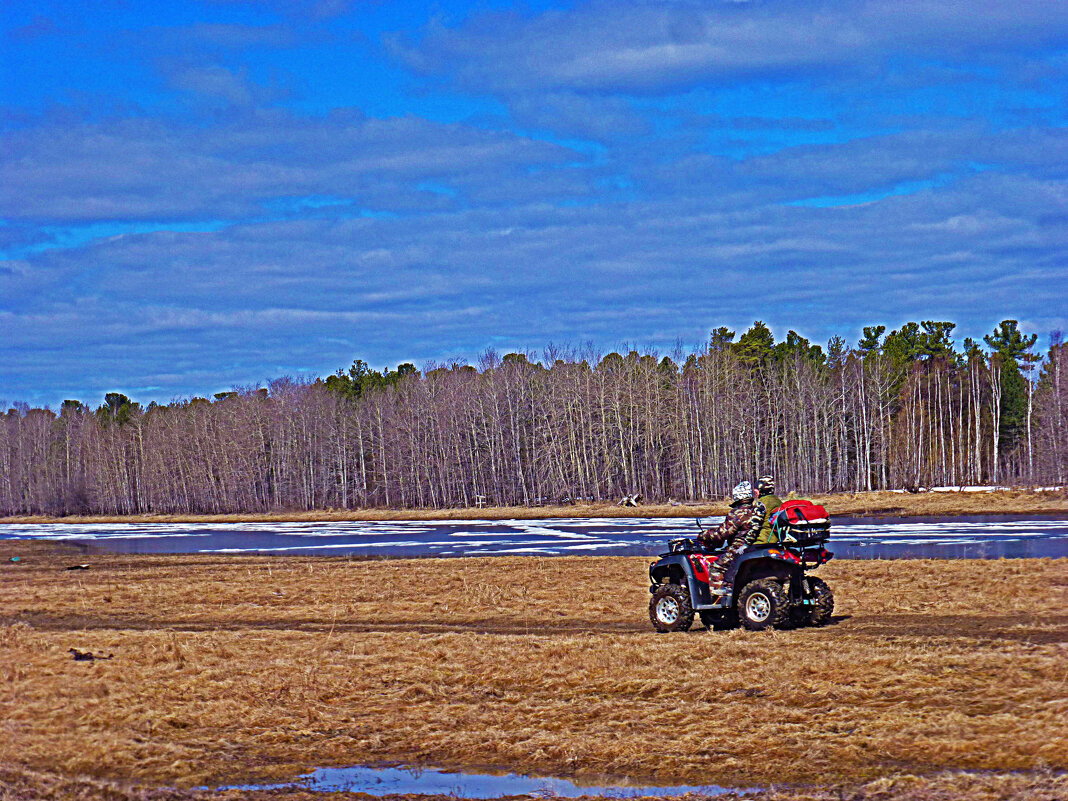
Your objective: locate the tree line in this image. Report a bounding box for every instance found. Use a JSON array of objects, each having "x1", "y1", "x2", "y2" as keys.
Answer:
[{"x1": 1, "y1": 320, "x2": 1064, "y2": 516}]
